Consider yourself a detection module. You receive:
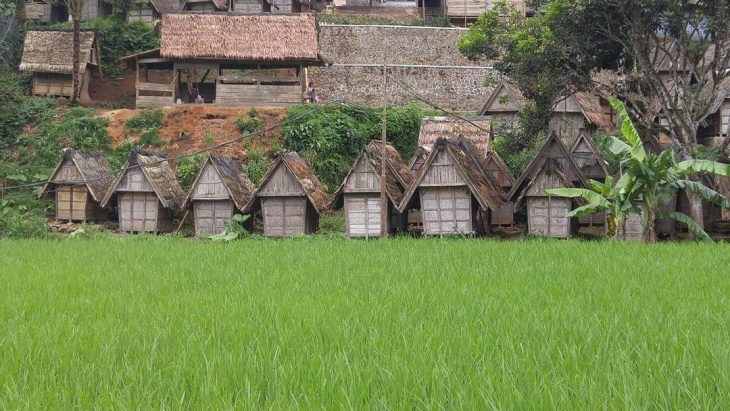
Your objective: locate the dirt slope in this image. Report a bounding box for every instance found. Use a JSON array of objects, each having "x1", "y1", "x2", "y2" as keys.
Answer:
[{"x1": 101, "y1": 106, "x2": 290, "y2": 161}]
